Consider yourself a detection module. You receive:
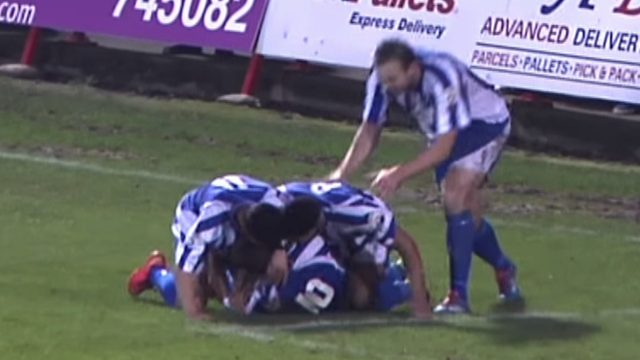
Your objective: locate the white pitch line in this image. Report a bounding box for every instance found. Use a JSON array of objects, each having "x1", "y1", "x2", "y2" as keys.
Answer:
[
  {"x1": 267, "y1": 307, "x2": 640, "y2": 332},
  {"x1": 0, "y1": 150, "x2": 199, "y2": 185},
  {"x1": 189, "y1": 323, "x2": 424, "y2": 360},
  {"x1": 187, "y1": 307, "x2": 640, "y2": 359},
  {"x1": 0, "y1": 149, "x2": 638, "y2": 243}
]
